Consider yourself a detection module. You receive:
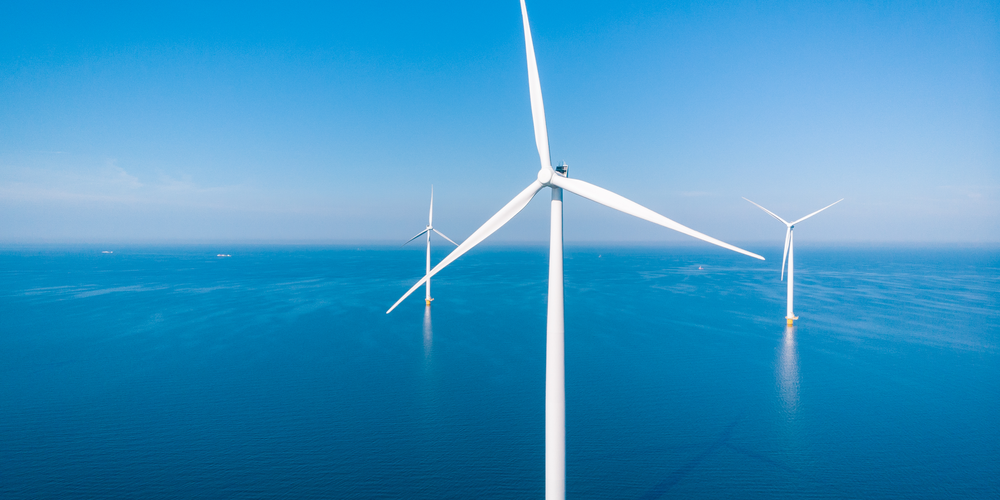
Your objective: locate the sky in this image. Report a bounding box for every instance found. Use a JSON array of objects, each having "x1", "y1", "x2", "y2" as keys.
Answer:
[{"x1": 1, "y1": 0, "x2": 997, "y2": 244}]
